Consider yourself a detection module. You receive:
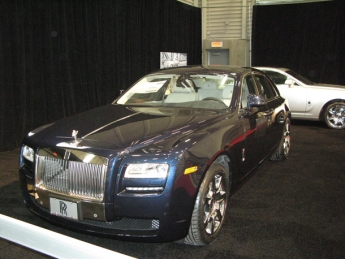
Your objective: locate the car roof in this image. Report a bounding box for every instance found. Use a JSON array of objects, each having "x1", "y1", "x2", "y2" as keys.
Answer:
[
  {"x1": 254, "y1": 67, "x2": 290, "y2": 73},
  {"x1": 148, "y1": 65, "x2": 257, "y2": 75}
]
